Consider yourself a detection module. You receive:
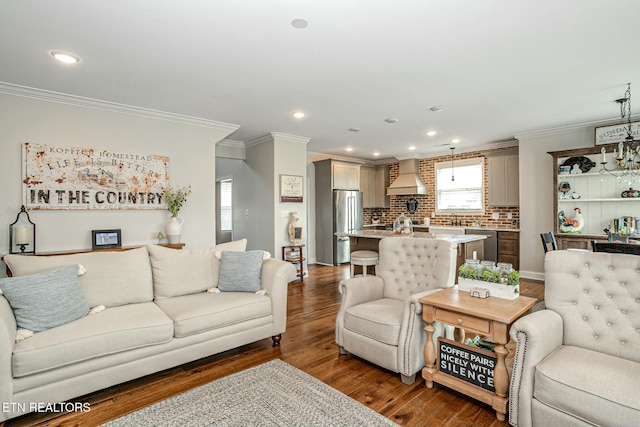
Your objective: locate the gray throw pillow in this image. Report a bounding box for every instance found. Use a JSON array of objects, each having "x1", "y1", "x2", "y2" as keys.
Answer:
[
  {"x1": 0, "y1": 265, "x2": 90, "y2": 332},
  {"x1": 217, "y1": 250, "x2": 263, "y2": 292}
]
